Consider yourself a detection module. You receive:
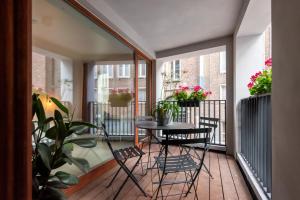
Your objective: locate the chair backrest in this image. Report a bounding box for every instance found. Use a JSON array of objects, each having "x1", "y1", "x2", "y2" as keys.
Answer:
[
  {"x1": 161, "y1": 128, "x2": 211, "y2": 147},
  {"x1": 199, "y1": 117, "x2": 219, "y2": 129}
]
